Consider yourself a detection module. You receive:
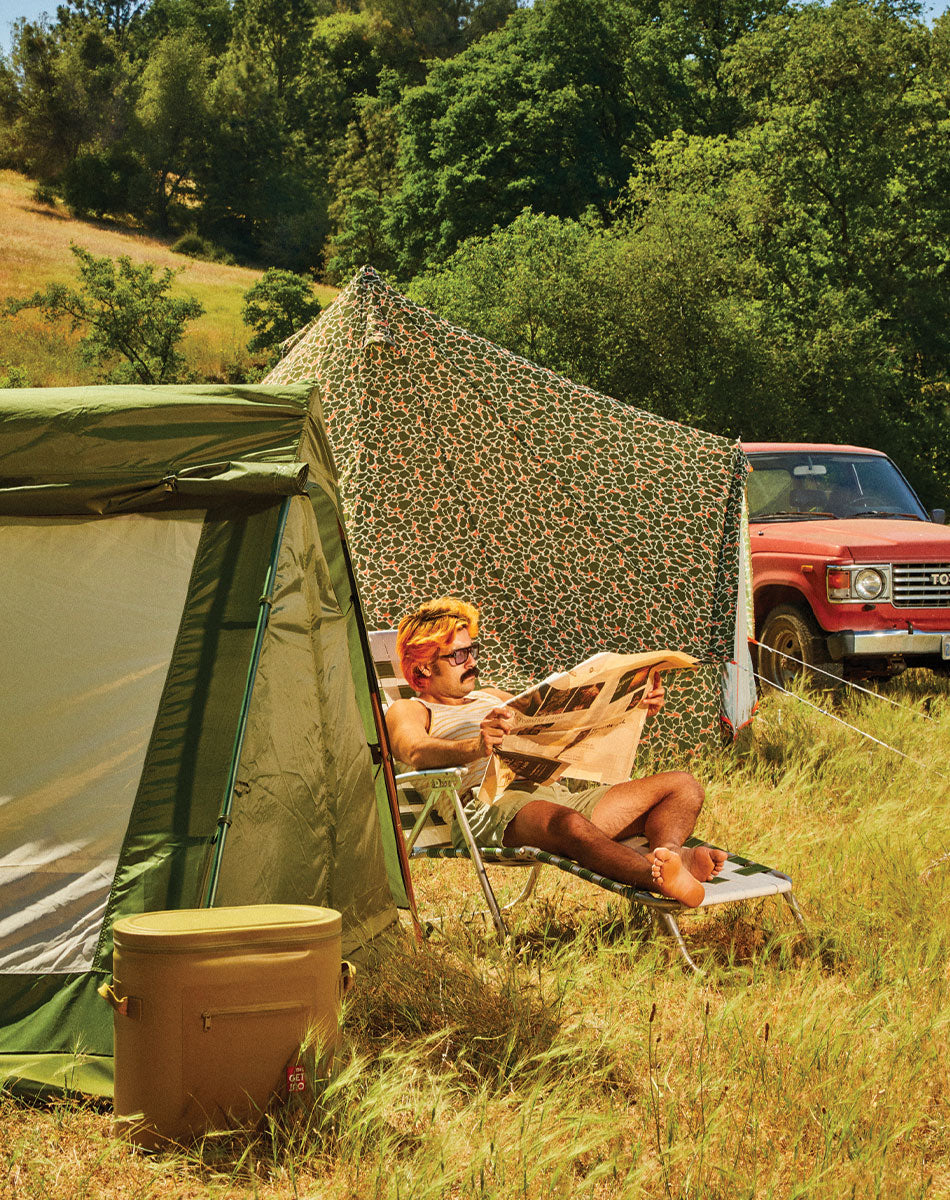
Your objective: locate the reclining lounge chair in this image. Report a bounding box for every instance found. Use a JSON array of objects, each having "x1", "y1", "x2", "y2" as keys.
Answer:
[{"x1": 370, "y1": 630, "x2": 805, "y2": 974}]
